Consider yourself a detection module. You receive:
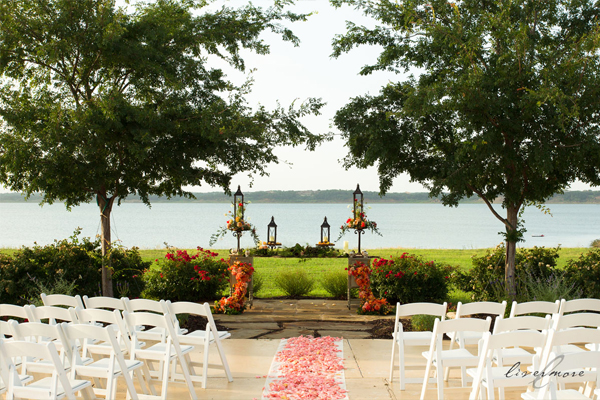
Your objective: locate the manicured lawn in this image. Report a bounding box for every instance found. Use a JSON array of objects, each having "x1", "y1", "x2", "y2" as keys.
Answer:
[{"x1": 0, "y1": 246, "x2": 591, "y2": 298}]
